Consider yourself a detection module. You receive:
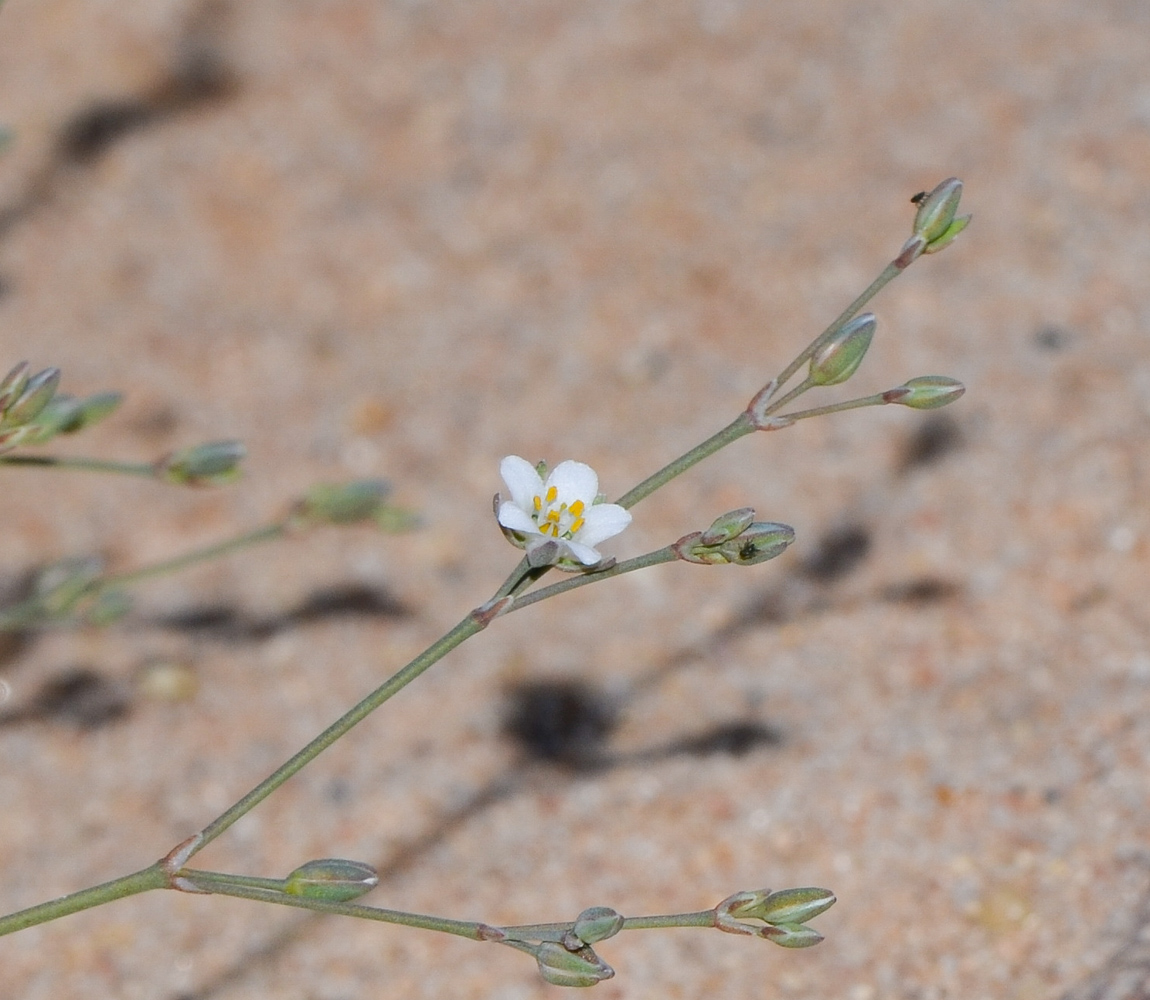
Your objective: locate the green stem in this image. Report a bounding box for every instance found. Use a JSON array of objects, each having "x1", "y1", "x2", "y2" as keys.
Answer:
[
  {"x1": 0, "y1": 522, "x2": 288, "y2": 631},
  {"x1": 0, "y1": 865, "x2": 167, "y2": 937},
  {"x1": 500, "y1": 909, "x2": 716, "y2": 942},
  {"x1": 190, "y1": 611, "x2": 486, "y2": 857},
  {"x1": 100, "y1": 523, "x2": 286, "y2": 589},
  {"x1": 774, "y1": 392, "x2": 889, "y2": 424},
  {"x1": 178, "y1": 871, "x2": 490, "y2": 940},
  {"x1": 0, "y1": 454, "x2": 158, "y2": 477},
  {"x1": 505, "y1": 547, "x2": 678, "y2": 614},
  {"x1": 614, "y1": 415, "x2": 754, "y2": 511}
]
